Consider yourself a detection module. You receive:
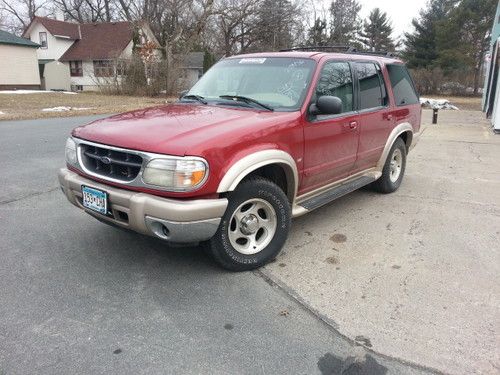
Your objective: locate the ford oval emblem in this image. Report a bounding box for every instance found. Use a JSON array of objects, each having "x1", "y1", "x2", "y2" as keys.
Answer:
[{"x1": 100, "y1": 156, "x2": 112, "y2": 165}]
